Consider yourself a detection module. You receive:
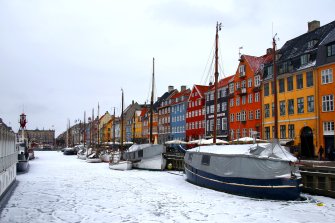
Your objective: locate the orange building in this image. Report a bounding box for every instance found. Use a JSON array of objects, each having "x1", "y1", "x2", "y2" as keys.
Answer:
[
  {"x1": 229, "y1": 52, "x2": 272, "y2": 140},
  {"x1": 316, "y1": 32, "x2": 335, "y2": 159}
]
